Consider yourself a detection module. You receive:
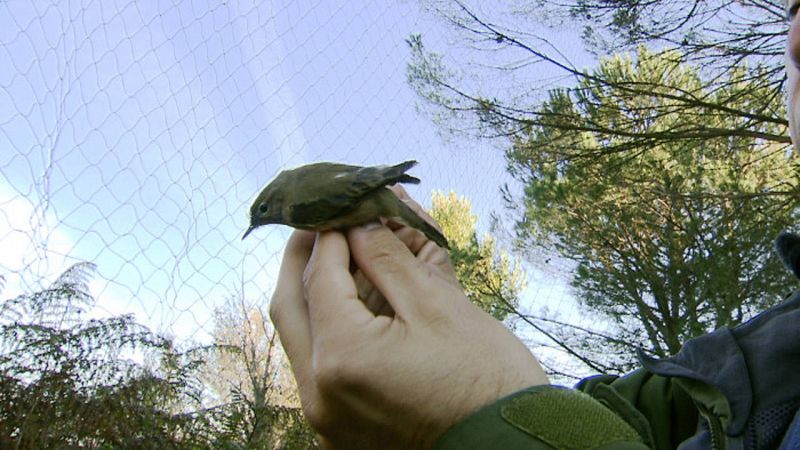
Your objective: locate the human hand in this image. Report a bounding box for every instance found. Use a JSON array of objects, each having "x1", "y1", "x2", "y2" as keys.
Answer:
[{"x1": 269, "y1": 189, "x2": 548, "y2": 449}]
